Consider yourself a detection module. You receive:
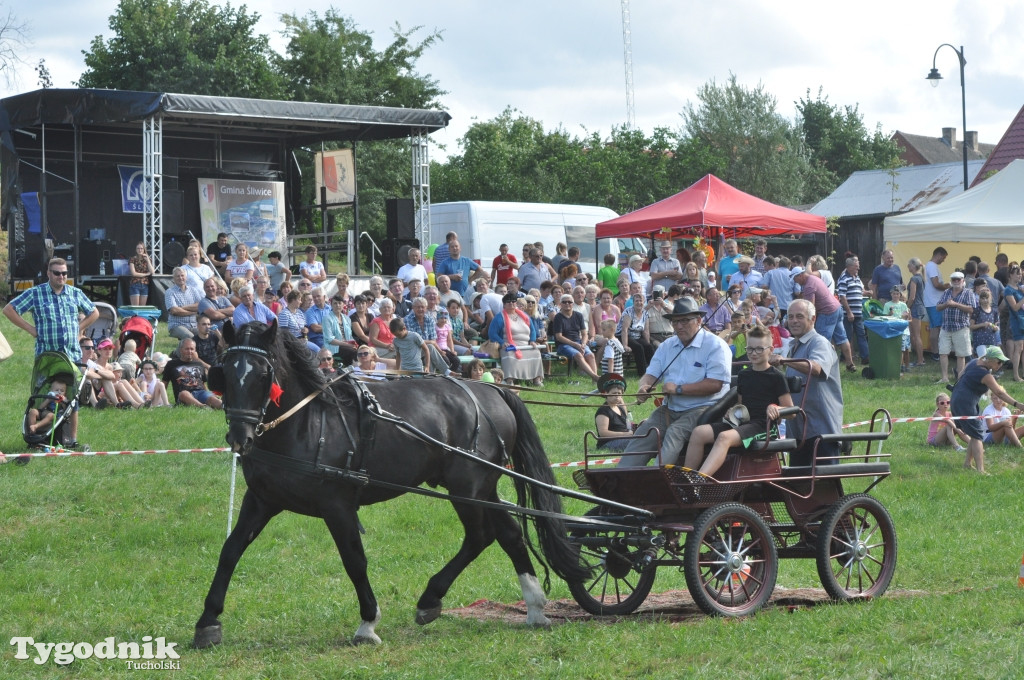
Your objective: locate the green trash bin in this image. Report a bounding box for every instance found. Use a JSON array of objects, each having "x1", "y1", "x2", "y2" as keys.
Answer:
[{"x1": 864, "y1": 318, "x2": 908, "y2": 380}]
